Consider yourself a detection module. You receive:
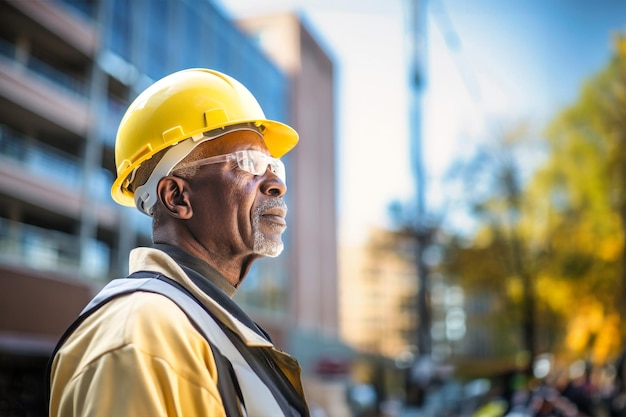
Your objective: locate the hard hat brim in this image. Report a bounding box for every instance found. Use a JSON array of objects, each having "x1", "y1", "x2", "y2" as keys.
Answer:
[{"x1": 110, "y1": 119, "x2": 298, "y2": 208}]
